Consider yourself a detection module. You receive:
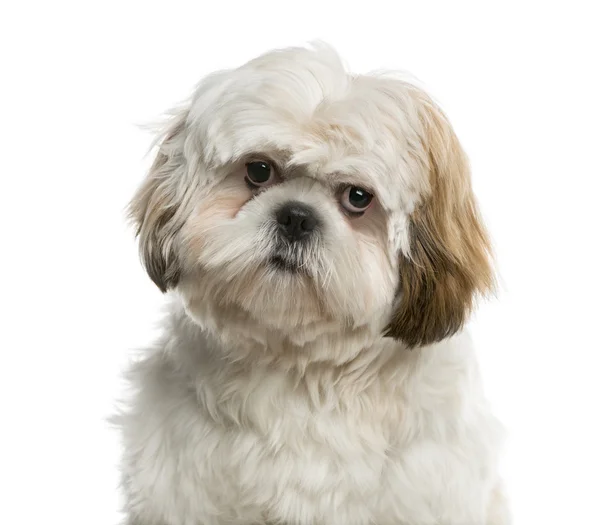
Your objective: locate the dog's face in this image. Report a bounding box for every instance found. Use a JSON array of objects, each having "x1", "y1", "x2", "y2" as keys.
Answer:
[{"x1": 130, "y1": 45, "x2": 494, "y2": 347}]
